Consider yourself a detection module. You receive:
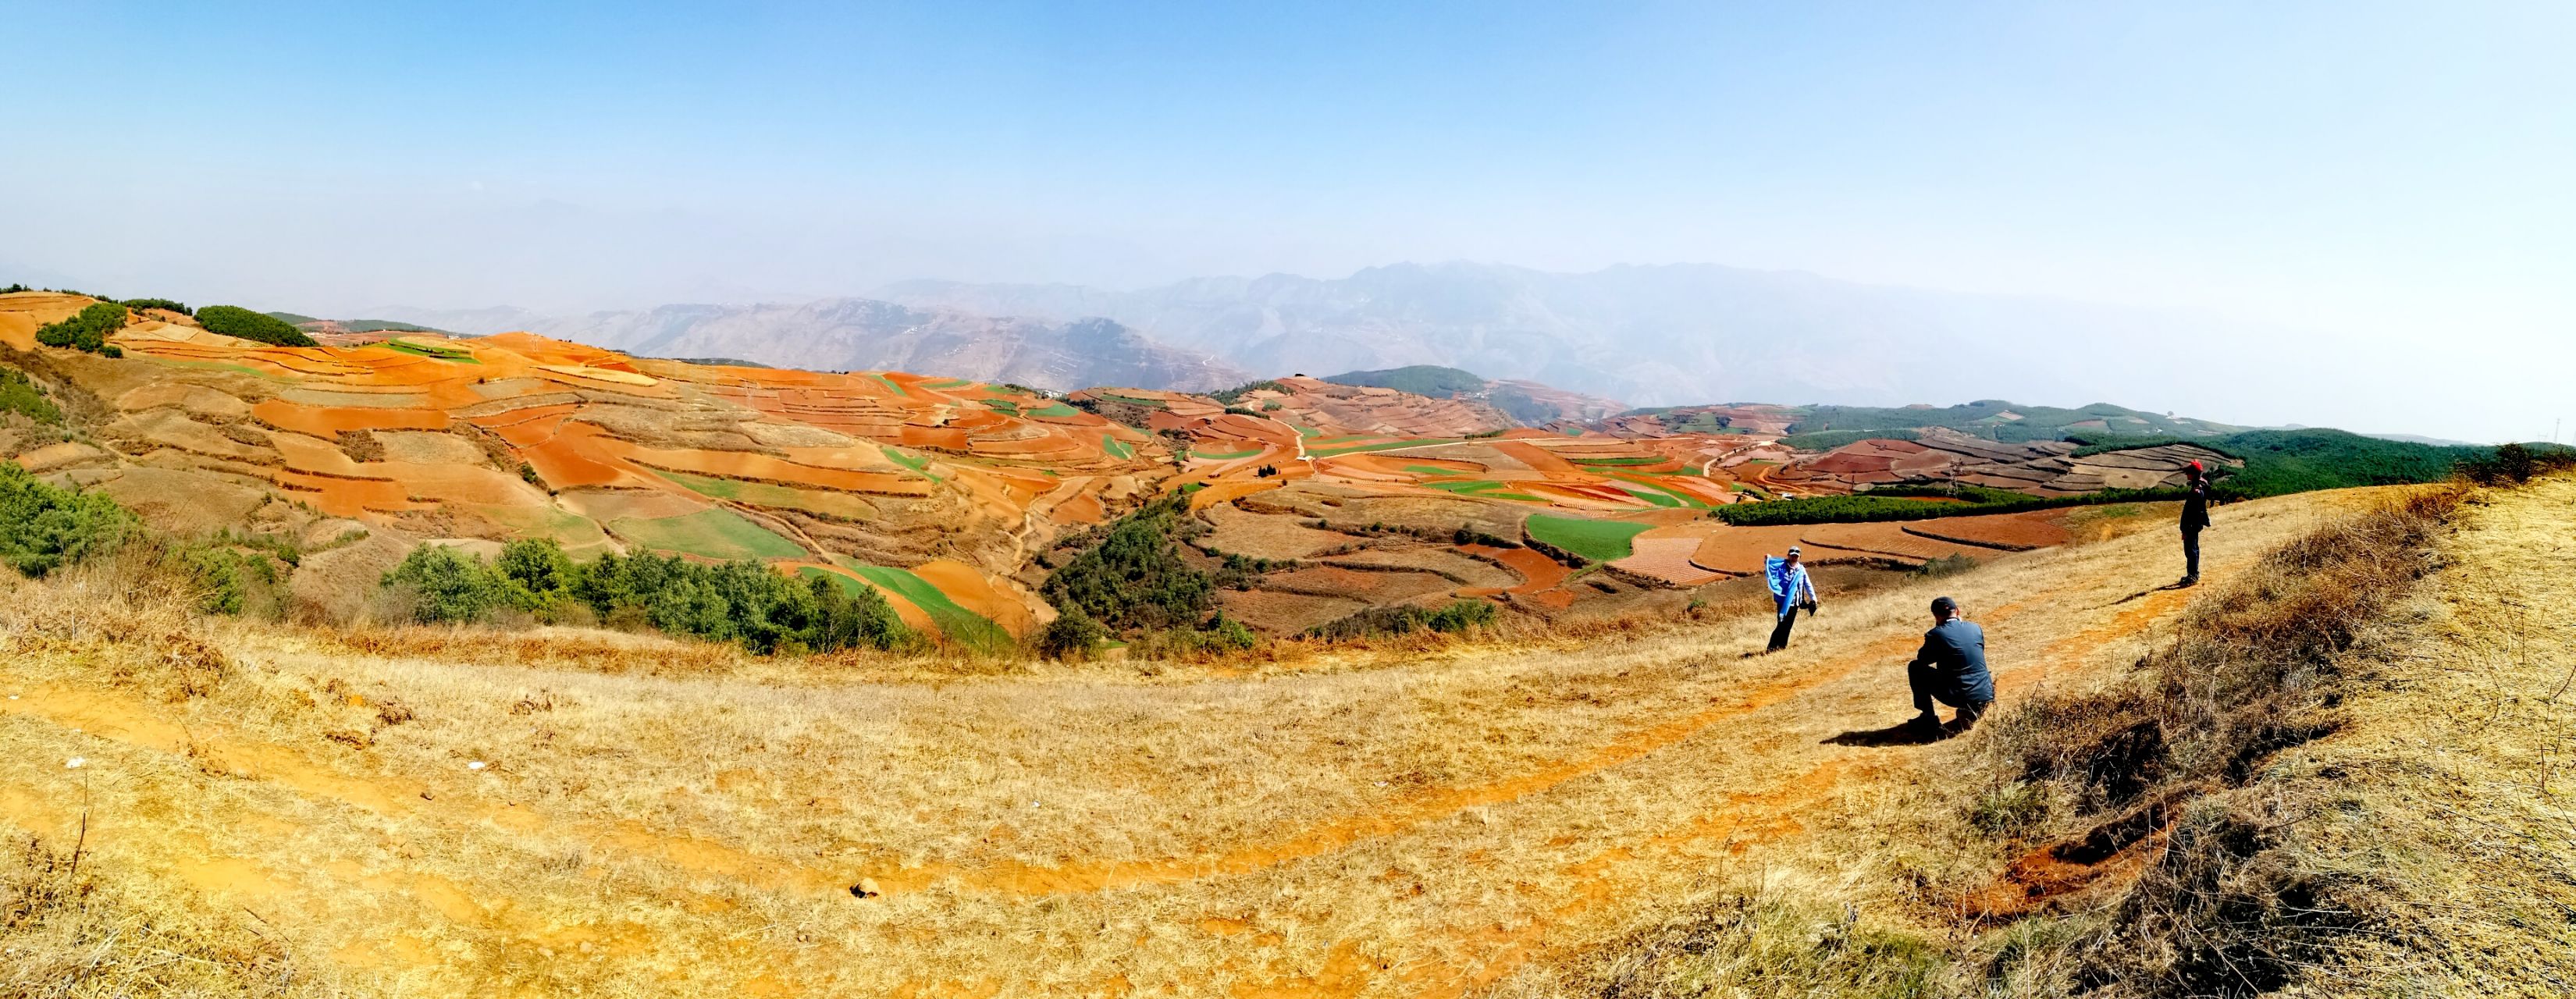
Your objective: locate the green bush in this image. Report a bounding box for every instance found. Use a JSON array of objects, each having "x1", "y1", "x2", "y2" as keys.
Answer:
[
  {"x1": 1776, "y1": 428, "x2": 1920, "y2": 452},
  {"x1": 118, "y1": 297, "x2": 190, "y2": 316},
  {"x1": 1209, "y1": 379, "x2": 1289, "y2": 404},
  {"x1": 34, "y1": 302, "x2": 129, "y2": 355},
  {"x1": 382, "y1": 545, "x2": 514, "y2": 624},
  {"x1": 194, "y1": 305, "x2": 319, "y2": 347},
  {"x1": 0, "y1": 368, "x2": 62, "y2": 424},
  {"x1": 178, "y1": 545, "x2": 284, "y2": 616},
  {"x1": 1036, "y1": 606, "x2": 1109, "y2": 659},
  {"x1": 0, "y1": 463, "x2": 135, "y2": 577}
]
